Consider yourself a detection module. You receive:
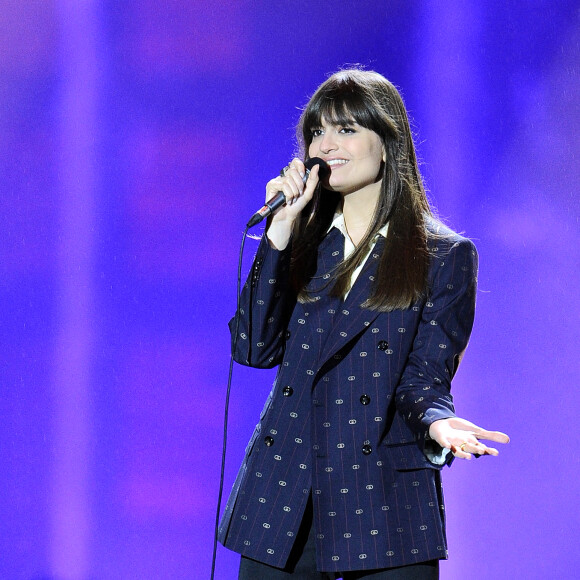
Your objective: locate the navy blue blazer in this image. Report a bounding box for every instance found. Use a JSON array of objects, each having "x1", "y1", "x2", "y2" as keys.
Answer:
[{"x1": 219, "y1": 221, "x2": 478, "y2": 573}]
